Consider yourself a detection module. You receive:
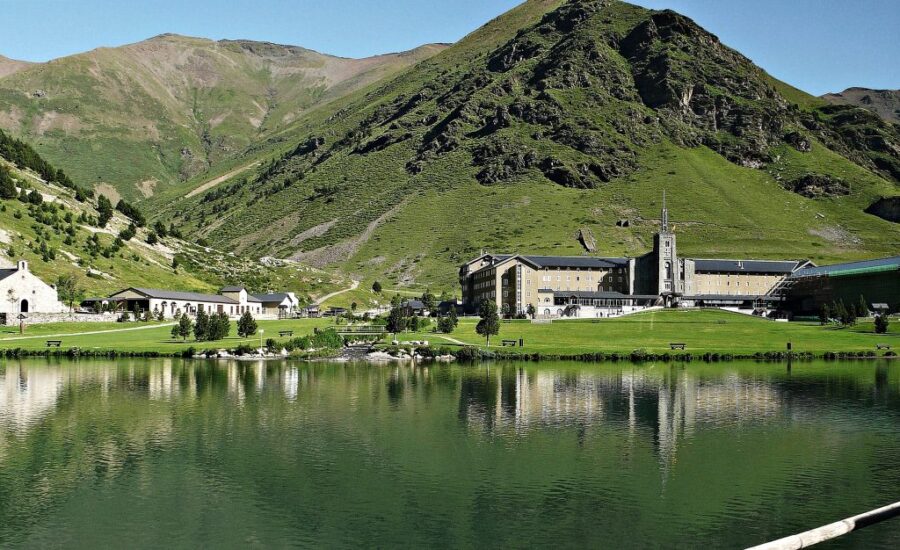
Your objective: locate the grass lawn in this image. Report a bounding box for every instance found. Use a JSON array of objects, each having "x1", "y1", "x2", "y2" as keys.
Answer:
[
  {"x1": 401, "y1": 309, "x2": 899, "y2": 355},
  {"x1": 0, "y1": 310, "x2": 895, "y2": 356},
  {"x1": 0, "y1": 318, "x2": 336, "y2": 353}
]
